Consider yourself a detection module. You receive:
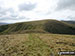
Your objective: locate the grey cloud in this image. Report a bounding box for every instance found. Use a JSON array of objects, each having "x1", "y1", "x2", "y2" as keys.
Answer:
[
  {"x1": 0, "y1": 7, "x2": 29, "y2": 22},
  {"x1": 19, "y1": 2, "x2": 37, "y2": 11},
  {"x1": 45, "y1": 11, "x2": 51, "y2": 15},
  {"x1": 17, "y1": 16, "x2": 30, "y2": 20},
  {"x1": 56, "y1": 0, "x2": 75, "y2": 10},
  {"x1": 35, "y1": 11, "x2": 51, "y2": 15},
  {"x1": 0, "y1": 16, "x2": 30, "y2": 22},
  {"x1": 7, "y1": 8, "x2": 15, "y2": 14},
  {"x1": 8, "y1": 8, "x2": 19, "y2": 18},
  {"x1": 10, "y1": 14, "x2": 18, "y2": 18},
  {"x1": 0, "y1": 7, "x2": 18, "y2": 18},
  {"x1": 0, "y1": 7, "x2": 7, "y2": 16},
  {"x1": 10, "y1": 13, "x2": 18, "y2": 18},
  {"x1": 0, "y1": 16, "x2": 30, "y2": 23},
  {"x1": 67, "y1": 16, "x2": 75, "y2": 20},
  {"x1": 0, "y1": 16, "x2": 17, "y2": 21},
  {"x1": 0, "y1": 7, "x2": 15, "y2": 16}
]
